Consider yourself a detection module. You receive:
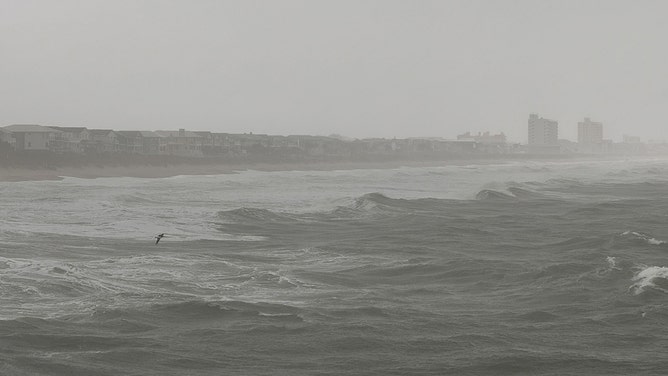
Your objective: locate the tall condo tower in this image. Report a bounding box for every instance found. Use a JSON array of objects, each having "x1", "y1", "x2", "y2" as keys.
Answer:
[
  {"x1": 577, "y1": 117, "x2": 603, "y2": 145},
  {"x1": 528, "y1": 114, "x2": 558, "y2": 145}
]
